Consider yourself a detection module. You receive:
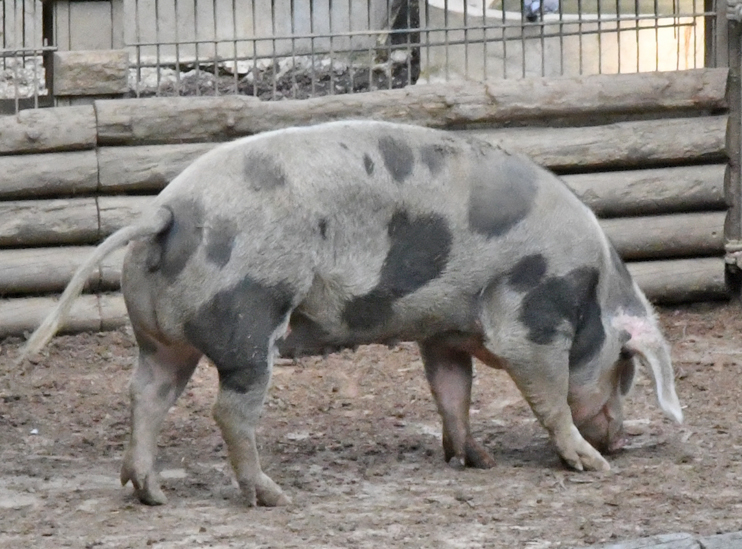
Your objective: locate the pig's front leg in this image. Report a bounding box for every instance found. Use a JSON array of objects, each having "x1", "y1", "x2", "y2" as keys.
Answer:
[{"x1": 503, "y1": 348, "x2": 610, "y2": 472}]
